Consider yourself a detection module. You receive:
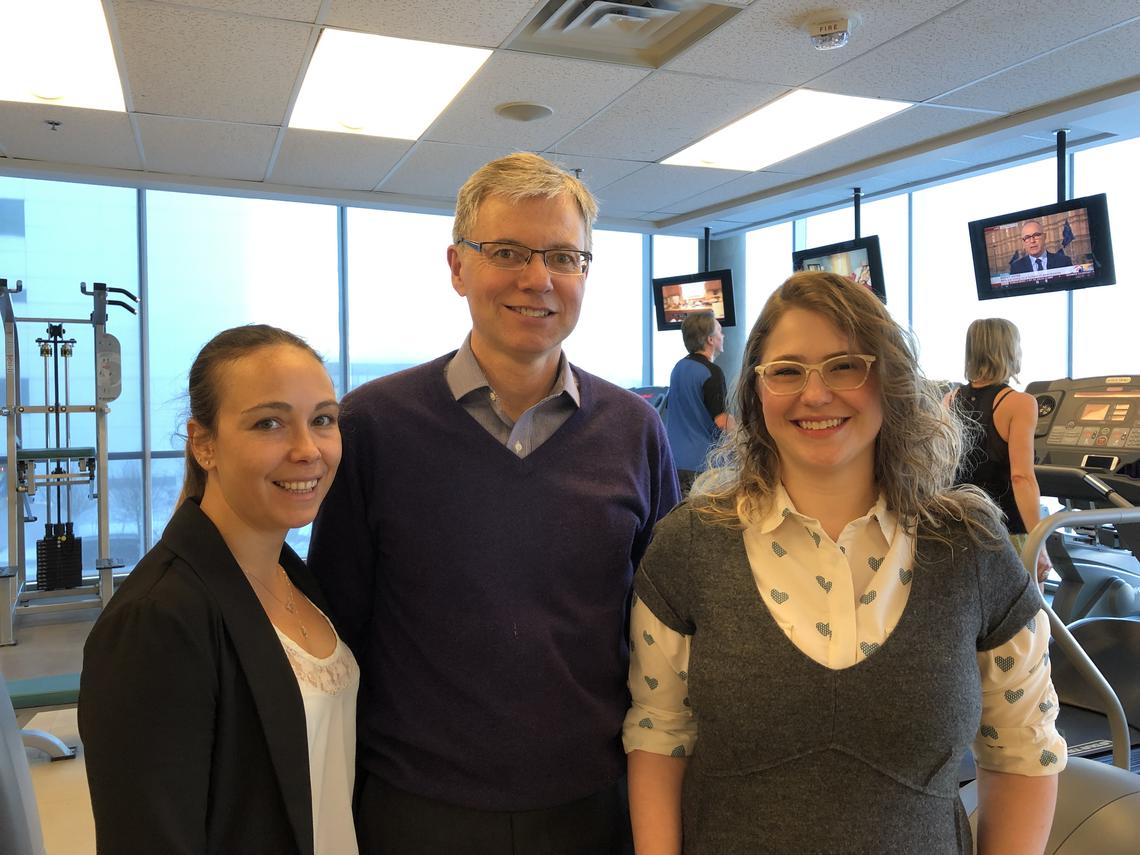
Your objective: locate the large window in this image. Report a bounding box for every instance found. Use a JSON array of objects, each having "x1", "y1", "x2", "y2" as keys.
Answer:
[
  {"x1": 860, "y1": 194, "x2": 911, "y2": 322},
  {"x1": 147, "y1": 191, "x2": 340, "y2": 452},
  {"x1": 804, "y1": 205, "x2": 854, "y2": 248},
  {"x1": 345, "y1": 208, "x2": 468, "y2": 388},
  {"x1": 910, "y1": 159, "x2": 1068, "y2": 385},
  {"x1": 564, "y1": 229, "x2": 644, "y2": 388},
  {"x1": 802, "y1": 197, "x2": 911, "y2": 324},
  {"x1": 146, "y1": 191, "x2": 340, "y2": 548},
  {"x1": 0, "y1": 177, "x2": 141, "y2": 577},
  {"x1": 651, "y1": 235, "x2": 698, "y2": 386},
  {"x1": 1071, "y1": 136, "x2": 1140, "y2": 378},
  {"x1": 346, "y1": 212, "x2": 644, "y2": 389},
  {"x1": 4, "y1": 131, "x2": 1140, "y2": 582},
  {"x1": 744, "y1": 221, "x2": 793, "y2": 329}
]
